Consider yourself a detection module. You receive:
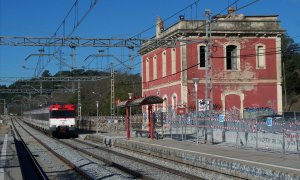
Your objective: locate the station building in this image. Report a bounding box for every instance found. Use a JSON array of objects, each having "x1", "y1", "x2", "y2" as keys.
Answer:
[{"x1": 138, "y1": 8, "x2": 285, "y2": 119}]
